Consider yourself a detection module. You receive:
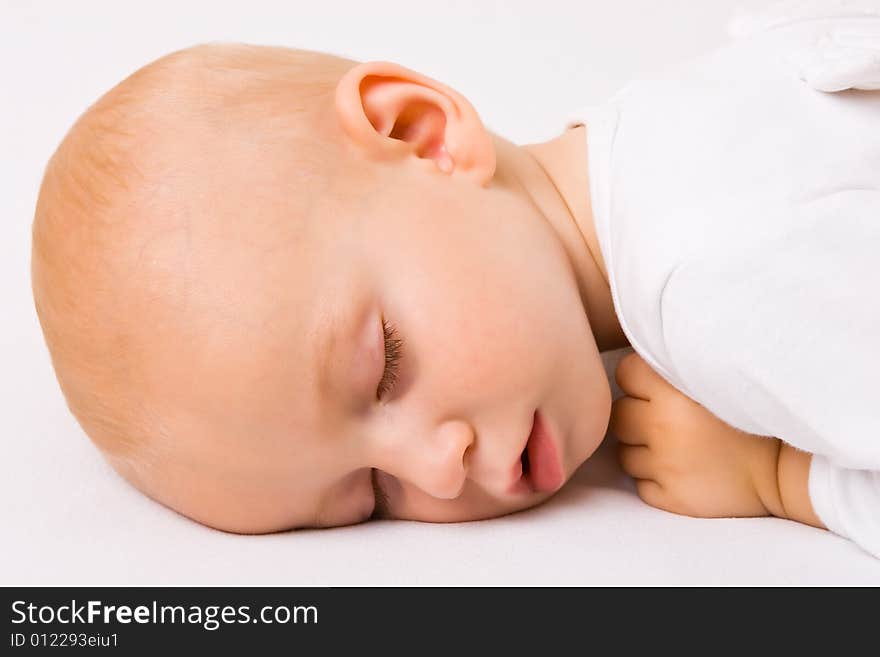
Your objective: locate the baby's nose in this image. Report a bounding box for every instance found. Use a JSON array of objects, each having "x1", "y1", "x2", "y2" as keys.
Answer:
[{"x1": 397, "y1": 419, "x2": 474, "y2": 499}]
